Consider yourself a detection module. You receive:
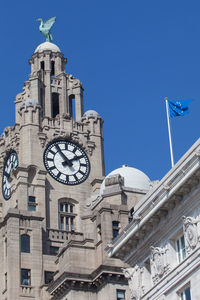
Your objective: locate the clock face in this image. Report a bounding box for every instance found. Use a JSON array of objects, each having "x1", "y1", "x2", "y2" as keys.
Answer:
[
  {"x1": 43, "y1": 140, "x2": 90, "y2": 185},
  {"x1": 2, "y1": 151, "x2": 18, "y2": 200}
]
